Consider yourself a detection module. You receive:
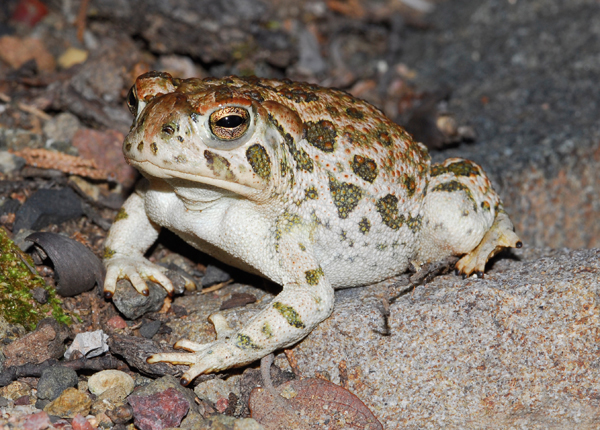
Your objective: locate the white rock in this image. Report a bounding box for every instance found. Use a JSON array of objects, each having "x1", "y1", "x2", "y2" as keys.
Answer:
[{"x1": 88, "y1": 370, "x2": 135, "y2": 396}]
